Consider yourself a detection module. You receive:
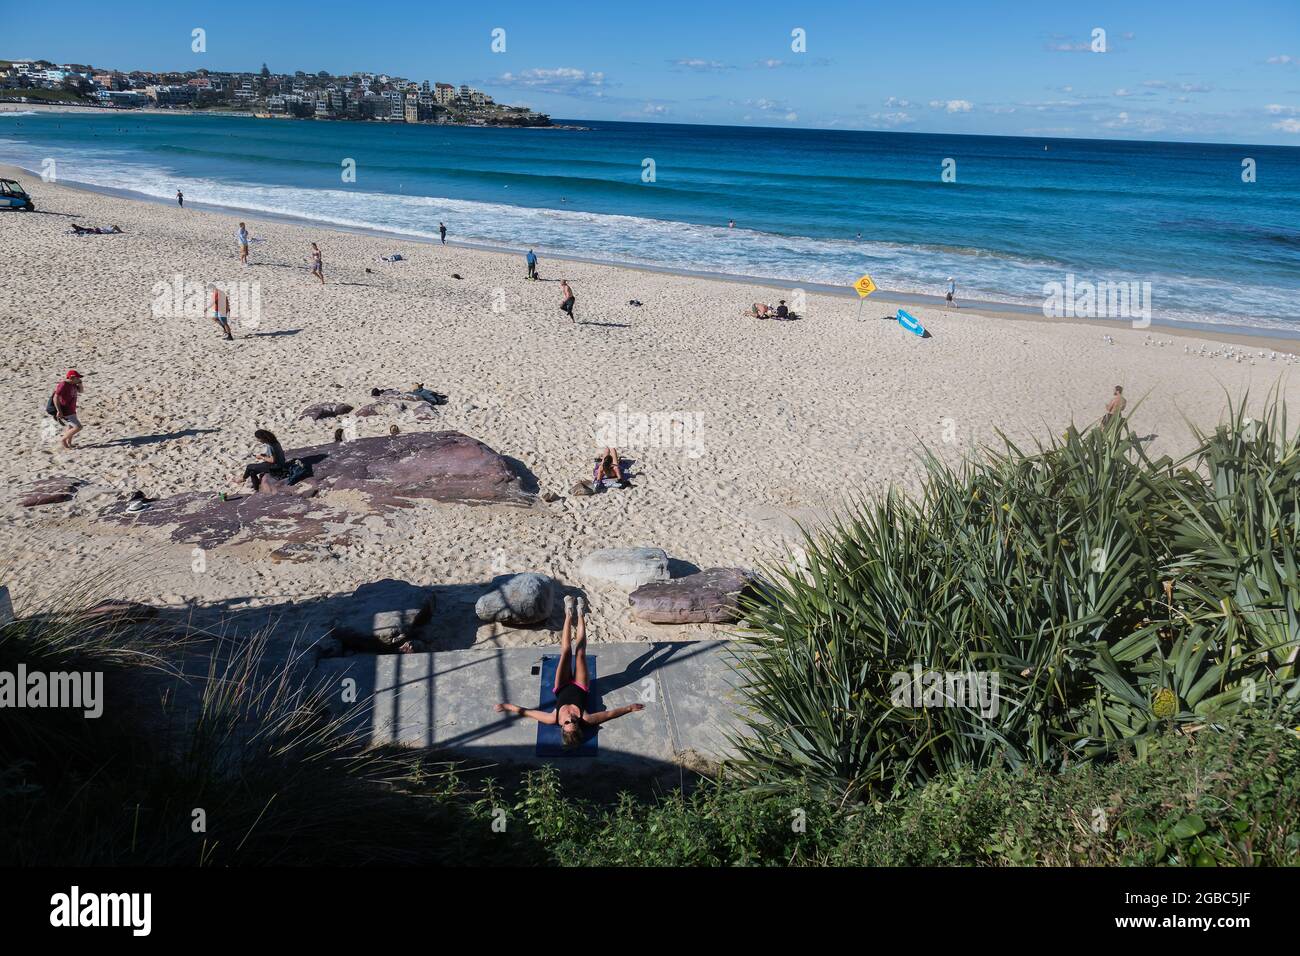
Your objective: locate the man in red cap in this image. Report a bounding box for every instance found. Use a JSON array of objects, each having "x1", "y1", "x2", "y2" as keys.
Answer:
[{"x1": 53, "y1": 370, "x2": 84, "y2": 448}]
